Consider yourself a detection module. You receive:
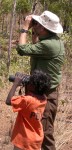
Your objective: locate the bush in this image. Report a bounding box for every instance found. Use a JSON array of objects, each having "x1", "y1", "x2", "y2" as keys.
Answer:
[{"x1": 60, "y1": 32, "x2": 72, "y2": 72}]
